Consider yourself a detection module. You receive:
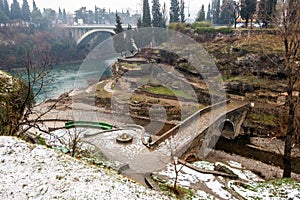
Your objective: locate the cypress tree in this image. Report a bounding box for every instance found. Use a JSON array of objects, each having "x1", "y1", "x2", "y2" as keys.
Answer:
[
  {"x1": 58, "y1": 7, "x2": 62, "y2": 21},
  {"x1": 137, "y1": 17, "x2": 142, "y2": 28},
  {"x1": 212, "y1": 0, "x2": 220, "y2": 24},
  {"x1": 22, "y1": 0, "x2": 30, "y2": 22},
  {"x1": 114, "y1": 13, "x2": 124, "y2": 34},
  {"x1": 0, "y1": 0, "x2": 9, "y2": 25},
  {"x1": 31, "y1": 0, "x2": 42, "y2": 28},
  {"x1": 258, "y1": 0, "x2": 276, "y2": 27},
  {"x1": 241, "y1": 0, "x2": 257, "y2": 27},
  {"x1": 206, "y1": 3, "x2": 212, "y2": 22},
  {"x1": 180, "y1": 0, "x2": 185, "y2": 23},
  {"x1": 3, "y1": 0, "x2": 9, "y2": 18},
  {"x1": 10, "y1": 0, "x2": 22, "y2": 20},
  {"x1": 0, "y1": 0, "x2": 3, "y2": 12},
  {"x1": 32, "y1": 0, "x2": 37, "y2": 11},
  {"x1": 219, "y1": 0, "x2": 232, "y2": 25},
  {"x1": 170, "y1": 0, "x2": 180, "y2": 23},
  {"x1": 196, "y1": 4, "x2": 205, "y2": 22},
  {"x1": 142, "y1": 0, "x2": 151, "y2": 27},
  {"x1": 152, "y1": 0, "x2": 162, "y2": 27},
  {"x1": 62, "y1": 9, "x2": 67, "y2": 24}
]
